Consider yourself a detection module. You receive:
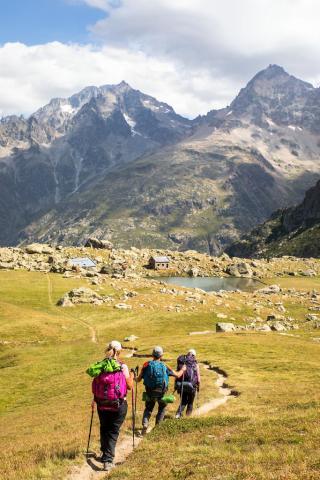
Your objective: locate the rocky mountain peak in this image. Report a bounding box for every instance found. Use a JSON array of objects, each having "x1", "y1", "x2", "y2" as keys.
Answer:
[
  {"x1": 229, "y1": 64, "x2": 317, "y2": 129},
  {"x1": 254, "y1": 64, "x2": 287, "y2": 80},
  {"x1": 117, "y1": 80, "x2": 131, "y2": 89}
]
